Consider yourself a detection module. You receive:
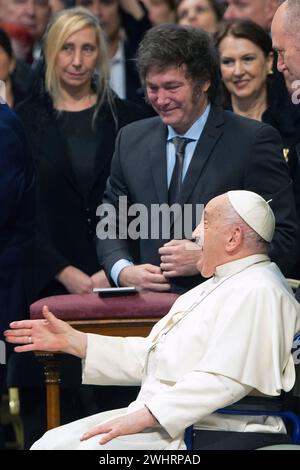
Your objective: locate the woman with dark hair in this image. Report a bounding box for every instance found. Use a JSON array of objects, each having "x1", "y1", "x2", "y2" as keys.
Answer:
[
  {"x1": 215, "y1": 19, "x2": 273, "y2": 121},
  {"x1": 17, "y1": 7, "x2": 146, "y2": 299},
  {"x1": 215, "y1": 18, "x2": 300, "y2": 278},
  {"x1": 176, "y1": 0, "x2": 224, "y2": 33},
  {"x1": 215, "y1": 18, "x2": 300, "y2": 158}
]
